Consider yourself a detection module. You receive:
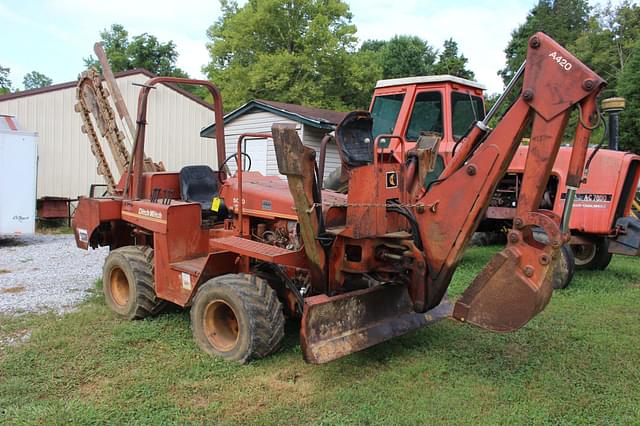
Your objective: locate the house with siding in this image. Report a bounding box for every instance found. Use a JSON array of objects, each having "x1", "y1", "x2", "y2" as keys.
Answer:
[
  {"x1": 0, "y1": 69, "x2": 216, "y2": 200},
  {"x1": 200, "y1": 99, "x2": 346, "y2": 180}
]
